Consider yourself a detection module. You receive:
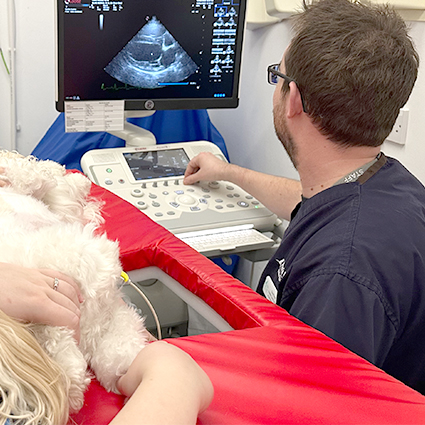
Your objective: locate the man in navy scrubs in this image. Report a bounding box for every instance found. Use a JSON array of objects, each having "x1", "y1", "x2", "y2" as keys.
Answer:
[{"x1": 184, "y1": 0, "x2": 425, "y2": 394}]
